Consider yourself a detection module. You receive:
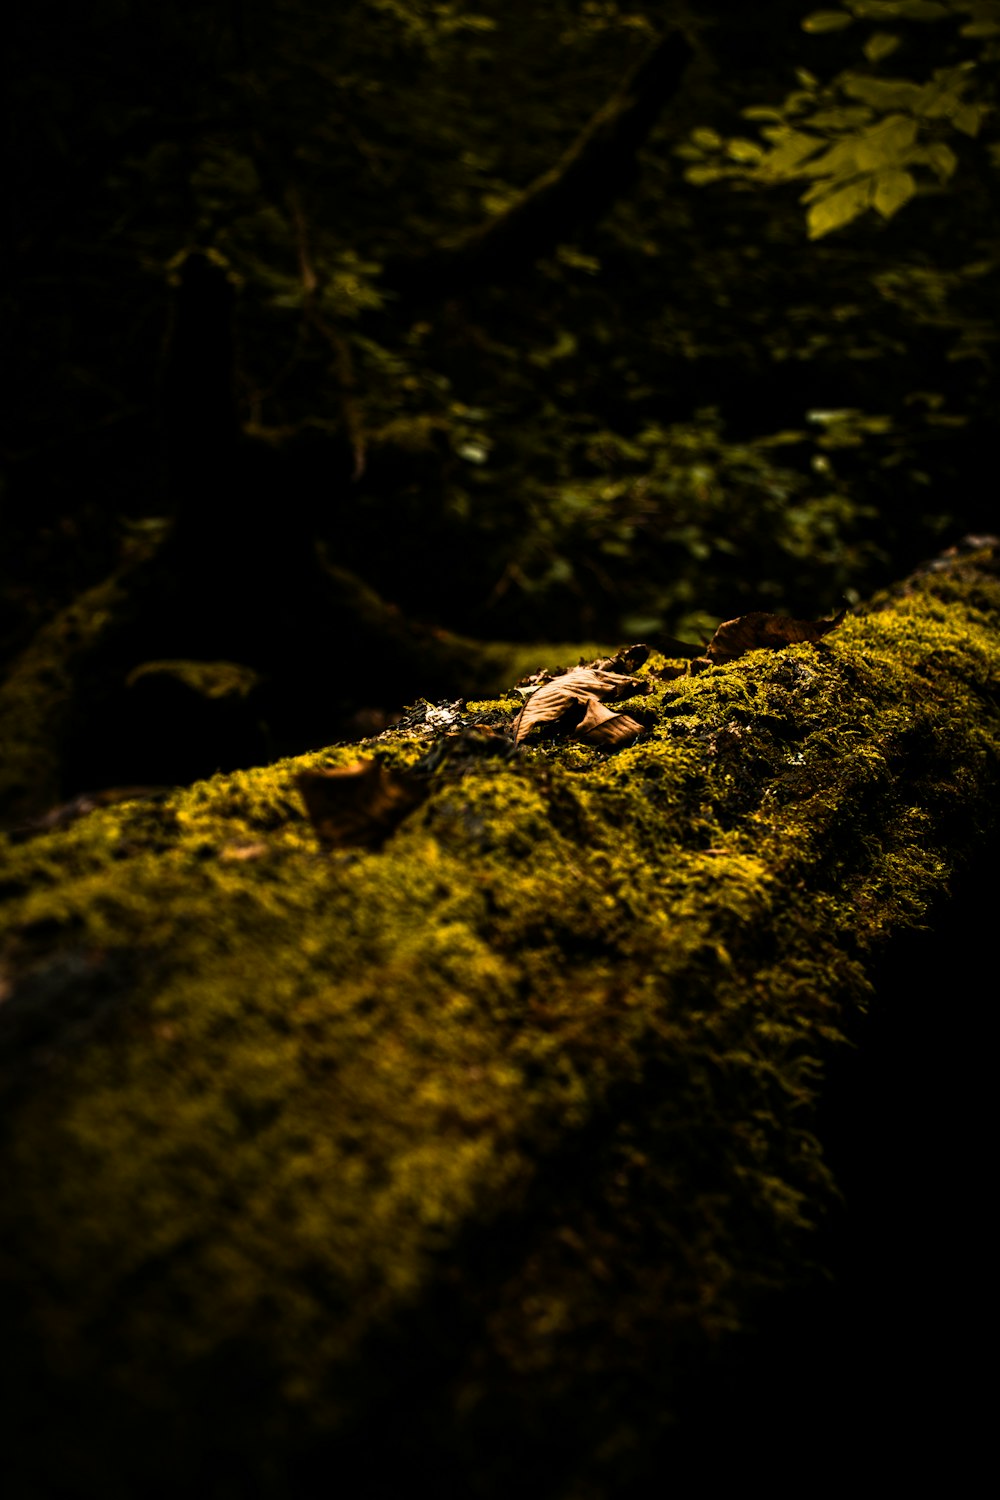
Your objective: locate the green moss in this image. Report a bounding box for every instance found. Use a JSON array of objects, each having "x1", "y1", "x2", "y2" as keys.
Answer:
[{"x1": 2, "y1": 554, "x2": 1000, "y2": 1493}]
